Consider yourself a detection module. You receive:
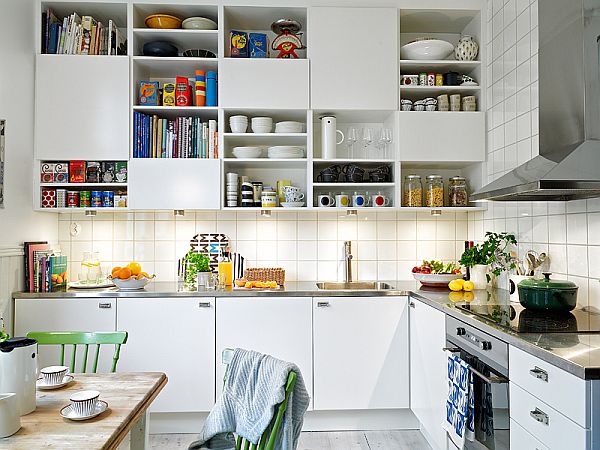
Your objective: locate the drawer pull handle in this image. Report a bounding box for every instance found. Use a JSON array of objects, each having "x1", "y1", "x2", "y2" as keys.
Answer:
[
  {"x1": 530, "y1": 408, "x2": 549, "y2": 425},
  {"x1": 98, "y1": 303, "x2": 112, "y2": 309},
  {"x1": 529, "y1": 366, "x2": 548, "y2": 382},
  {"x1": 198, "y1": 302, "x2": 212, "y2": 308},
  {"x1": 317, "y1": 301, "x2": 330, "y2": 308}
]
